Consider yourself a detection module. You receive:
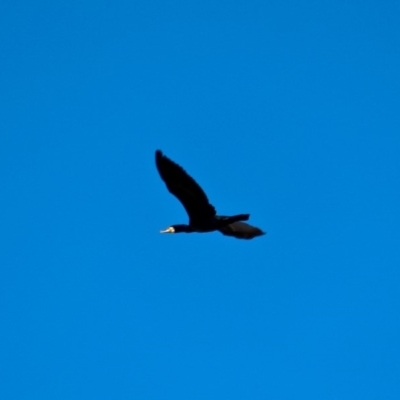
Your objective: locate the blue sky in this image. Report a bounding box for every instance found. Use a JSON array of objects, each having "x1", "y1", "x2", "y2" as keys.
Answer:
[{"x1": 1, "y1": 1, "x2": 399, "y2": 398}]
